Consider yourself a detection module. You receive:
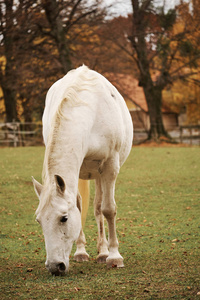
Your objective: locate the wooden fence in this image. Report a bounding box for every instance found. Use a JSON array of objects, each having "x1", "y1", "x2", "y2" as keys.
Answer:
[
  {"x1": 133, "y1": 125, "x2": 200, "y2": 145},
  {"x1": 0, "y1": 122, "x2": 43, "y2": 147},
  {"x1": 179, "y1": 125, "x2": 200, "y2": 145},
  {"x1": 0, "y1": 122, "x2": 200, "y2": 147}
]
